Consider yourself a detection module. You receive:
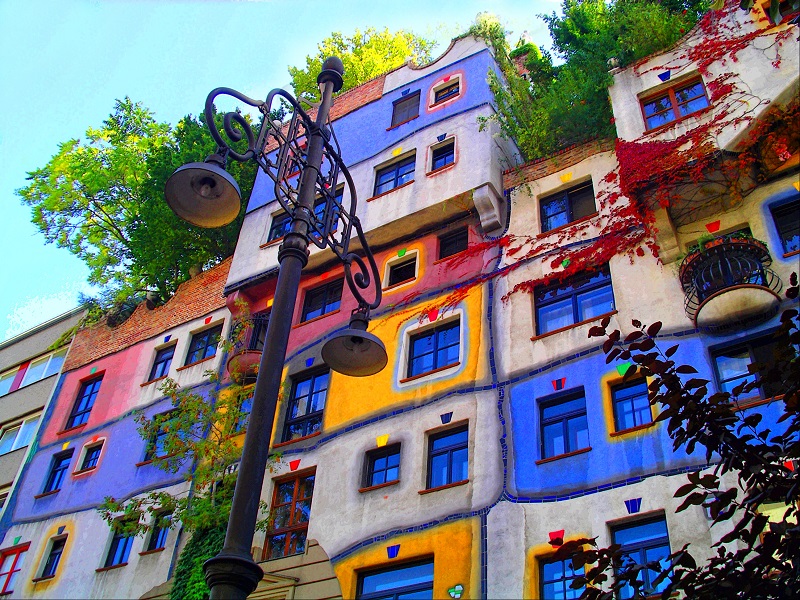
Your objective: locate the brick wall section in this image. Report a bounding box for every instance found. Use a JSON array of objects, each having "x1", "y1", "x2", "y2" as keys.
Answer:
[
  {"x1": 503, "y1": 139, "x2": 616, "y2": 190},
  {"x1": 63, "y1": 258, "x2": 232, "y2": 371}
]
